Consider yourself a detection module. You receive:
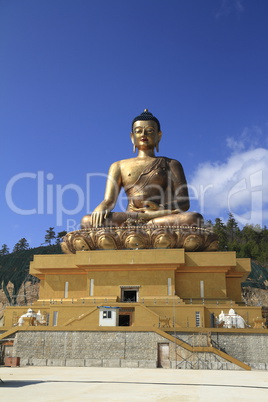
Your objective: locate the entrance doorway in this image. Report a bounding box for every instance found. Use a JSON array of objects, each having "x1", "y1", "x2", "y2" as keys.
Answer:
[
  {"x1": 119, "y1": 314, "x2": 131, "y2": 326},
  {"x1": 157, "y1": 343, "x2": 170, "y2": 368},
  {"x1": 121, "y1": 287, "x2": 139, "y2": 302},
  {"x1": 119, "y1": 308, "x2": 134, "y2": 327}
]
